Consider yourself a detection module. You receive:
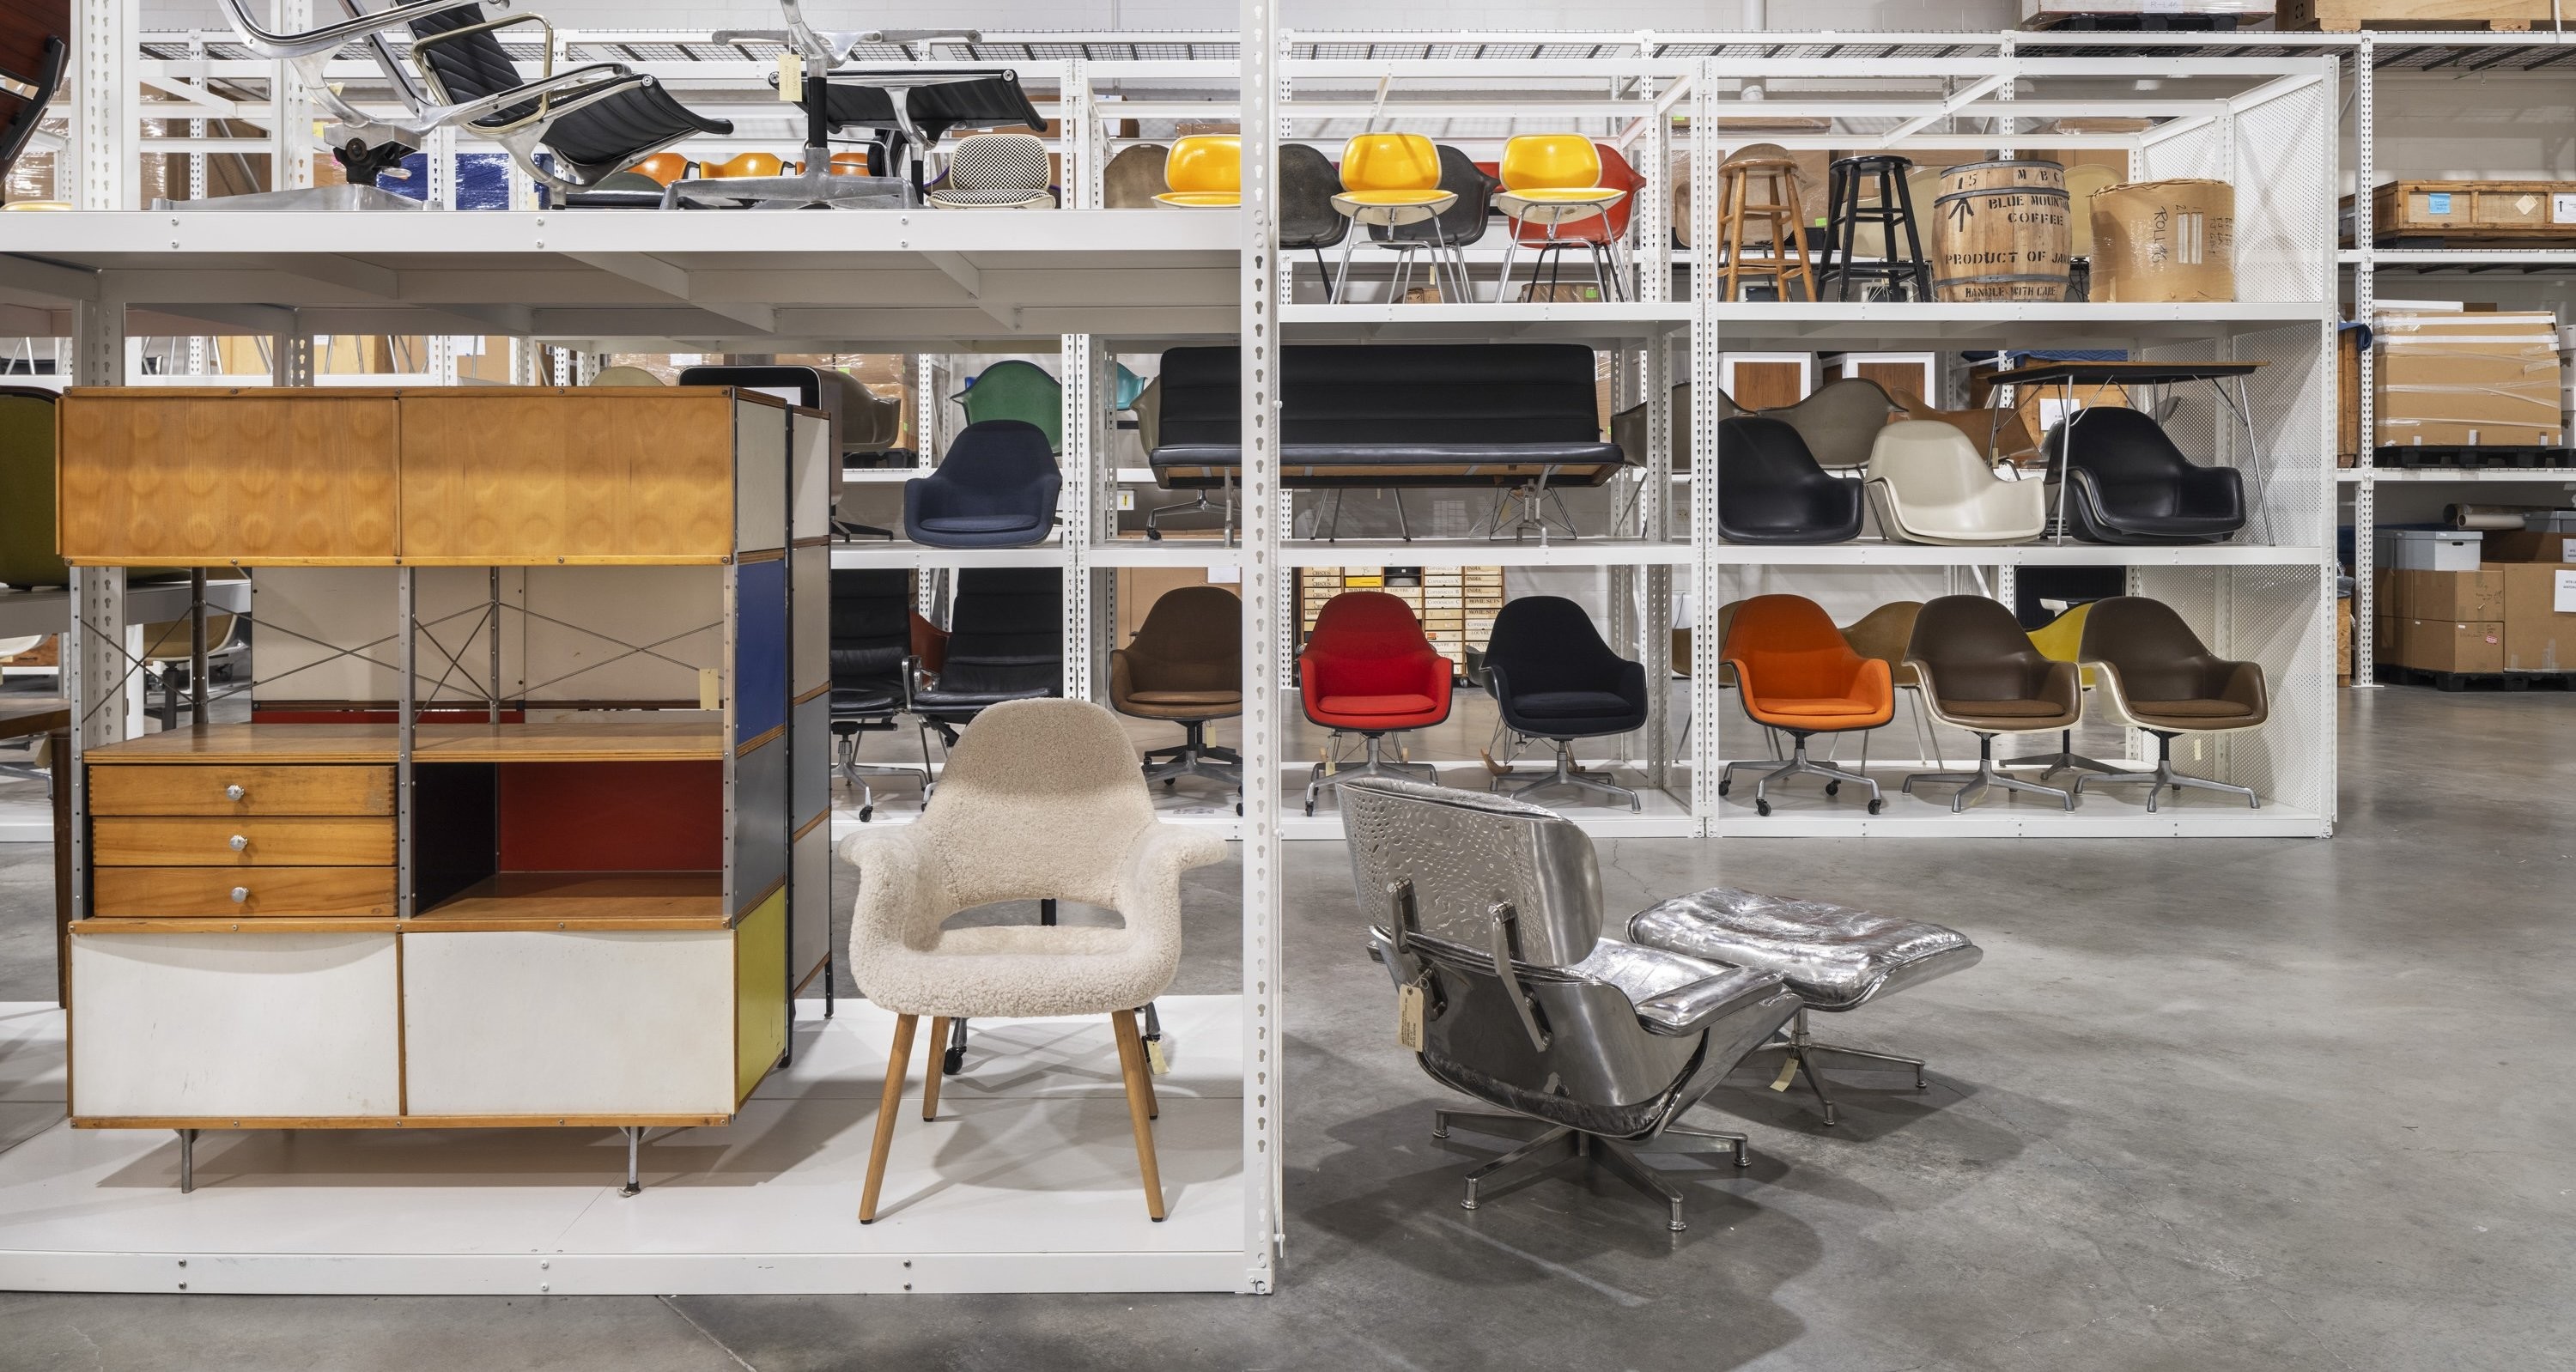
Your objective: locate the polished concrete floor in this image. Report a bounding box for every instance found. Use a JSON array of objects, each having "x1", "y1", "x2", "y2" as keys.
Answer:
[{"x1": 0, "y1": 687, "x2": 2569, "y2": 1370}]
